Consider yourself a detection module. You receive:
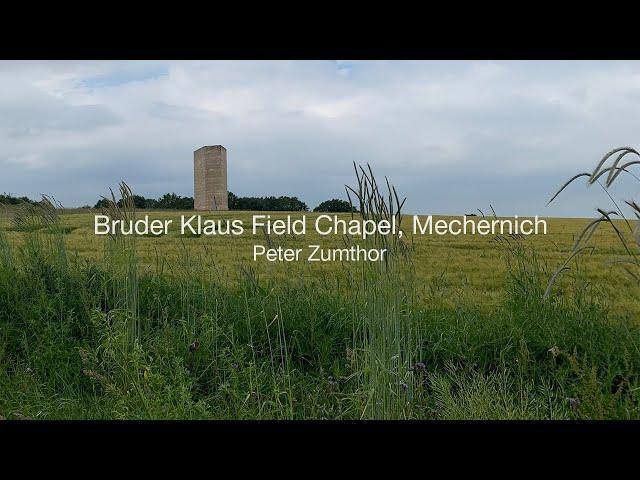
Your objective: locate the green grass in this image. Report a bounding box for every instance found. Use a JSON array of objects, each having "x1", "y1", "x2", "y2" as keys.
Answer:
[
  {"x1": 1, "y1": 228, "x2": 638, "y2": 419},
  {"x1": 1, "y1": 186, "x2": 639, "y2": 419}
]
